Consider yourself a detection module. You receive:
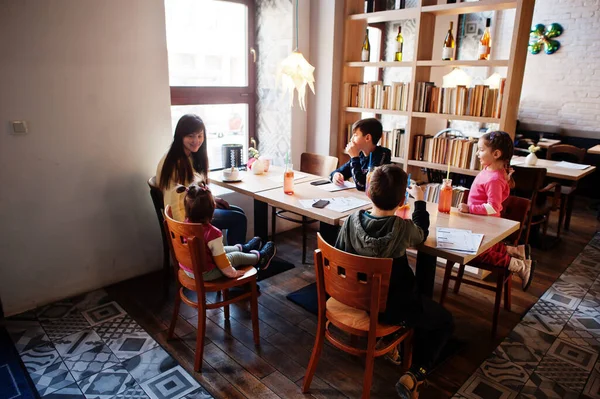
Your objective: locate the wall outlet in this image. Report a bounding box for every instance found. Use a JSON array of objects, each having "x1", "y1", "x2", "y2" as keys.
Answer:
[{"x1": 11, "y1": 121, "x2": 28, "y2": 135}]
